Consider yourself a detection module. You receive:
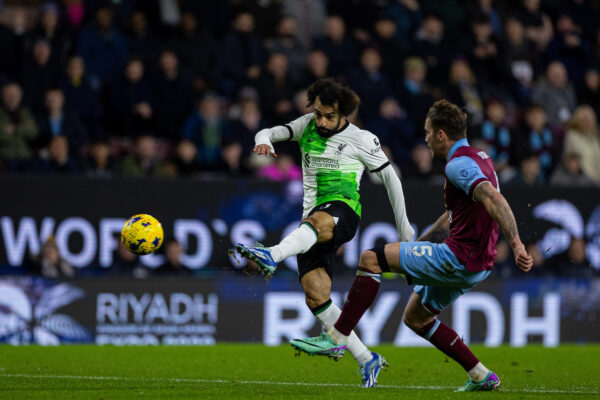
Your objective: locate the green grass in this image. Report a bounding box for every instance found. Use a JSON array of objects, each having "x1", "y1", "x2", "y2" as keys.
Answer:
[{"x1": 0, "y1": 345, "x2": 598, "y2": 399}]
